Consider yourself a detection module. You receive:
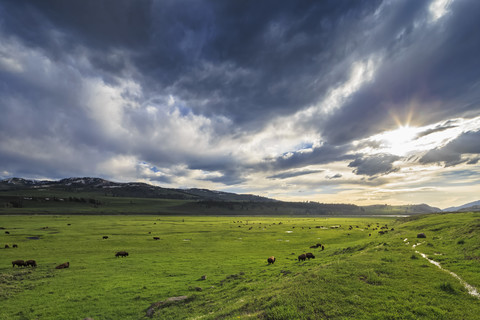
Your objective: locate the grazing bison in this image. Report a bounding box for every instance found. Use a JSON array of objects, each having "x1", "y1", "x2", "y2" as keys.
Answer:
[
  {"x1": 4, "y1": 244, "x2": 9, "y2": 248},
  {"x1": 417, "y1": 233, "x2": 426, "y2": 238},
  {"x1": 12, "y1": 260, "x2": 25, "y2": 268},
  {"x1": 306, "y1": 252, "x2": 315, "y2": 259},
  {"x1": 55, "y1": 262, "x2": 69, "y2": 269},
  {"x1": 298, "y1": 254, "x2": 306, "y2": 261},
  {"x1": 25, "y1": 260, "x2": 37, "y2": 267},
  {"x1": 12, "y1": 244, "x2": 18, "y2": 248},
  {"x1": 116, "y1": 251, "x2": 129, "y2": 258},
  {"x1": 102, "y1": 236, "x2": 109, "y2": 239},
  {"x1": 267, "y1": 256, "x2": 276, "y2": 264},
  {"x1": 153, "y1": 237, "x2": 160, "y2": 240},
  {"x1": 5, "y1": 231, "x2": 9, "y2": 234}
]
